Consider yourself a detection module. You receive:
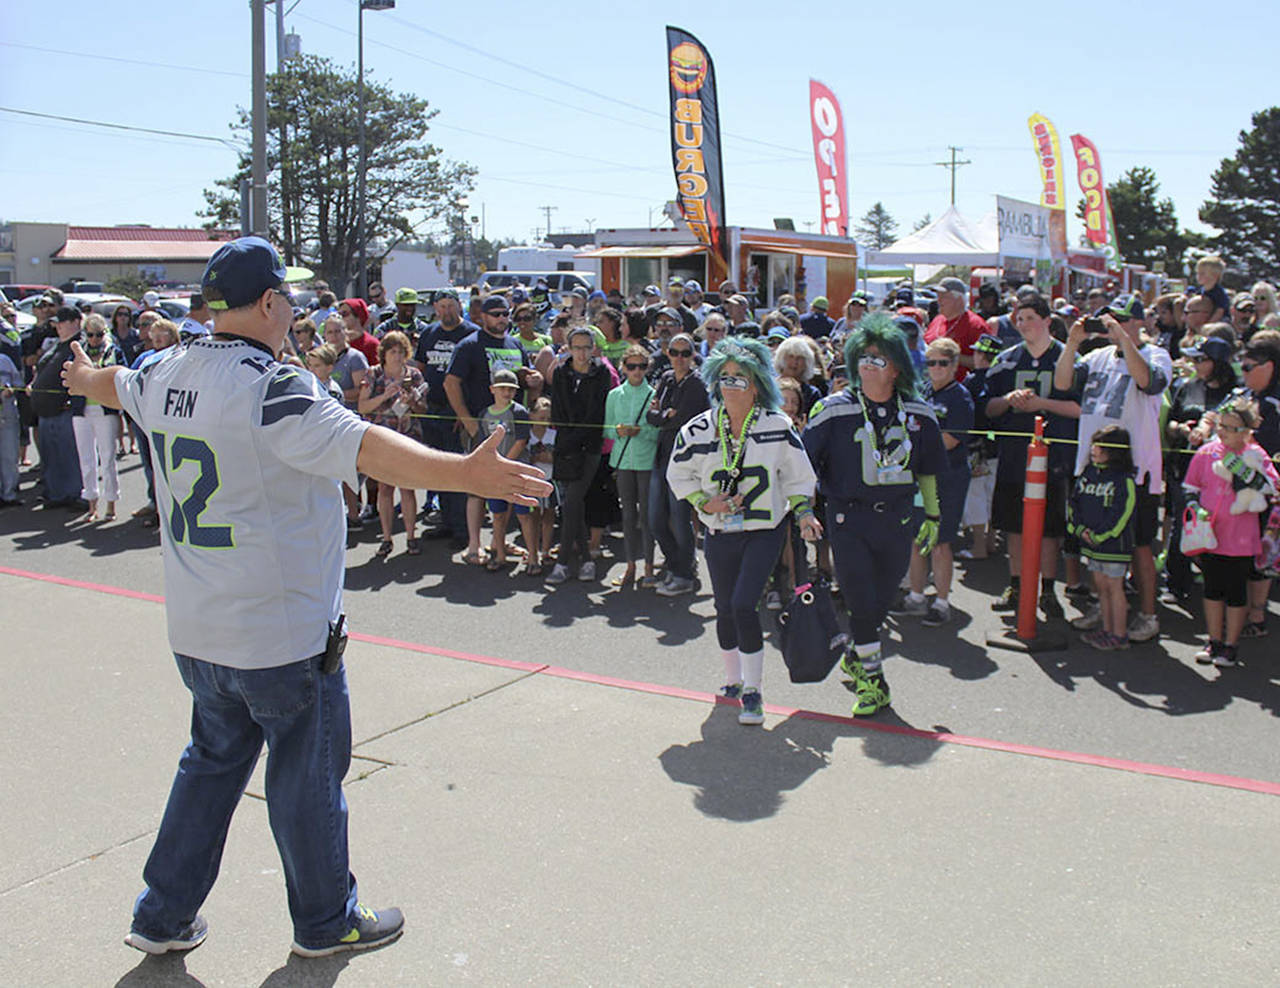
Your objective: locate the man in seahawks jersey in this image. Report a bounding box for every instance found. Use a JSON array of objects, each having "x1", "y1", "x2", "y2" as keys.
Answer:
[
  {"x1": 804, "y1": 313, "x2": 946, "y2": 716},
  {"x1": 62, "y1": 238, "x2": 550, "y2": 961}
]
